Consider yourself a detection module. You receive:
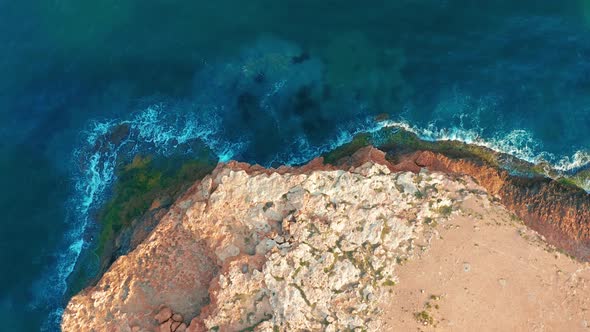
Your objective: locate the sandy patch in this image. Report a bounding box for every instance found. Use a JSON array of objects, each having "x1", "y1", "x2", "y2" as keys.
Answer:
[{"x1": 382, "y1": 194, "x2": 590, "y2": 331}]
